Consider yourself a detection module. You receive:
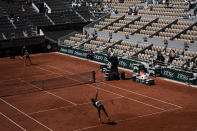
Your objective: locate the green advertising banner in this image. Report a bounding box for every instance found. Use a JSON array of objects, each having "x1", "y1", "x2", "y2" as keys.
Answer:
[
  {"x1": 93, "y1": 54, "x2": 108, "y2": 63},
  {"x1": 59, "y1": 47, "x2": 88, "y2": 58},
  {"x1": 162, "y1": 68, "x2": 193, "y2": 83},
  {"x1": 118, "y1": 58, "x2": 139, "y2": 70},
  {"x1": 59, "y1": 46, "x2": 139, "y2": 70},
  {"x1": 59, "y1": 46, "x2": 196, "y2": 85}
]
